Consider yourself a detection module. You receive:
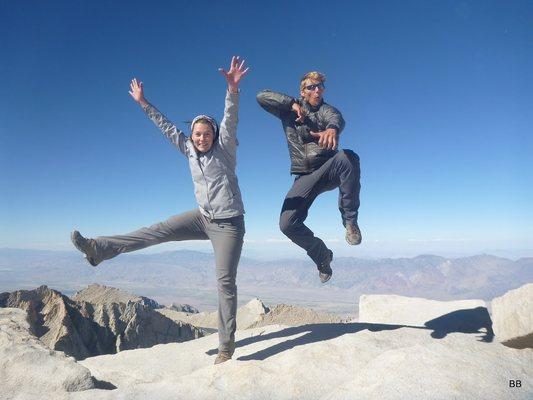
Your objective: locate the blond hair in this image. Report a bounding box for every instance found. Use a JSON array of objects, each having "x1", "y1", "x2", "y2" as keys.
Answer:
[{"x1": 300, "y1": 71, "x2": 326, "y2": 93}]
